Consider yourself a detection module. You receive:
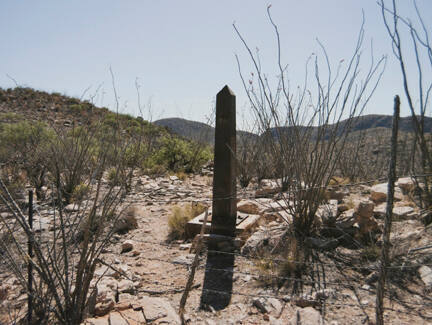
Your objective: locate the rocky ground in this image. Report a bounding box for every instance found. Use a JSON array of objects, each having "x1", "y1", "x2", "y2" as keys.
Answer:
[{"x1": 1, "y1": 173, "x2": 432, "y2": 325}]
